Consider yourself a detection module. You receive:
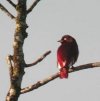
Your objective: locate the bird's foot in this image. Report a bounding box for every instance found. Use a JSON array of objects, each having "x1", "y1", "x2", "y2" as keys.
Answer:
[{"x1": 69, "y1": 66, "x2": 75, "y2": 72}]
